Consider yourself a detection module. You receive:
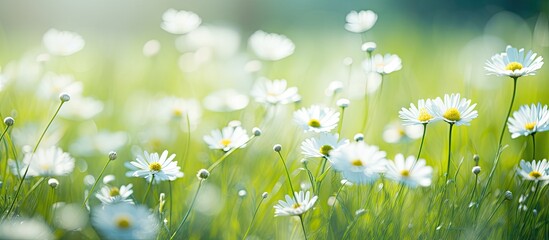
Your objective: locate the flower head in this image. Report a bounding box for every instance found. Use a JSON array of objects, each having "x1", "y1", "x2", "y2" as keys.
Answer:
[
  {"x1": 300, "y1": 133, "x2": 349, "y2": 159},
  {"x1": 485, "y1": 45, "x2": 544, "y2": 78},
  {"x1": 329, "y1": 142, "x2": 387, "y2": 184},
  {"x1": 125, "y1": 150, "x2": 184, "y2": 183},
  {"x1": 274, "y1": 191, "x2": 318, "y2": 216},
  {"x1": 96, "y1": 184, "x2": 134, "y2": 205},
  {"x1": 430, "y1": 93, "x2": 478, "y2": 126},
  {"x1": 0, "y1": 217, "x2": 54, "y2": 240},
  {"x1": 363, "y1": 54, "x2": 402, "y2": 75},
  {"x1": 345, "y1": 10, "x2": 378, "y2": 33},
  {"x1": 160, "y1": 9, "x2": 201, "y2": 34},
  {"x1": 251, "y1": 78, "x2": 300, "y2": 105},
  {"x1": 203, "y1": 125, "x2": 250, "y2": 152},
  {"x1": 399, "y1": 99, "x2": 437, "y2": 125},
  {"x1": 508, "y1": 103, "x2": 549, "y2": 138},
  {"x1": 517, "y1": 159, "x2": 549, "y2": 181},
  {"x1": 12, "y1": 146, "x2": 75, "y2": 178},
  {"x1": 382, "y1": 122, "x2": 423, "y2": 144},
  {"x1": 43, "y1": 28, "x2": 85, "y2": 56},
  {"x1": 249, "y1": 30, "x2": 295, "y2": 61},
  {"x1": 294, "y1": 105, "x2": 340, "y2": 133},
  {"x1": 91, "y1": 203, "x2": 158, "y2": 240},
  {"x1": 385, "y1": 154, "x2": 432, "y2": 187}
]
